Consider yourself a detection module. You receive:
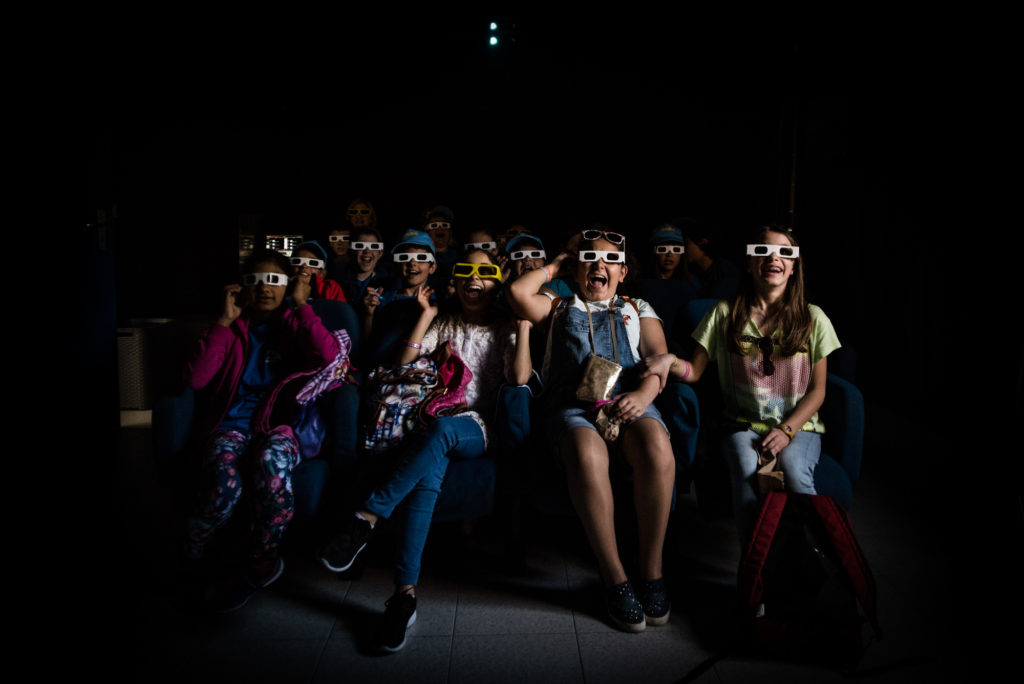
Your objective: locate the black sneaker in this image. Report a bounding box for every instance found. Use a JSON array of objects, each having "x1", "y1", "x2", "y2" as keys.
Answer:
[
  {"x1": 605, "y1": 580, "x2": 646, "y2": 633},
  {"x1": 211, "y1": 555, "x2": 285, "y2": 613},
  {"x1": 377, "y1": 592, "x2": 417, "y2": 653},
  {"x1": 637, "y1": 577, "x2": 671, "y2": 626},
  {"x1": 320, "y1": 516, "x2": 374, "y2": 573}
]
